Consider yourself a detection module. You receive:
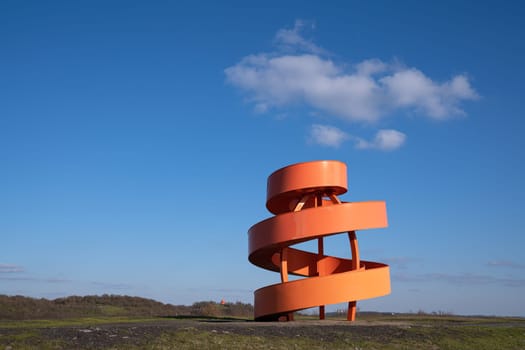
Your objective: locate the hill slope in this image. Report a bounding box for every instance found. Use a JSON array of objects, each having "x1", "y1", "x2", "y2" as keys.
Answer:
[{"x1": 0, "y1": 294, "x2": 253, "y2": 320}]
